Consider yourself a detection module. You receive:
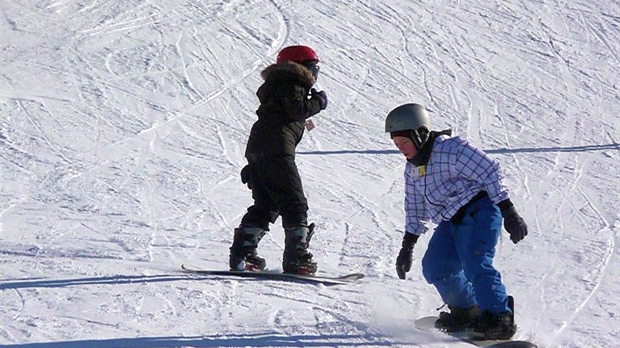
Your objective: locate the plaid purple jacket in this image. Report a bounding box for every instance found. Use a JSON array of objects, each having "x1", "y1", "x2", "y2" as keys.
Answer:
[{"x1": 403, "y1": 134, "x2": 510, "y2": 235}]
